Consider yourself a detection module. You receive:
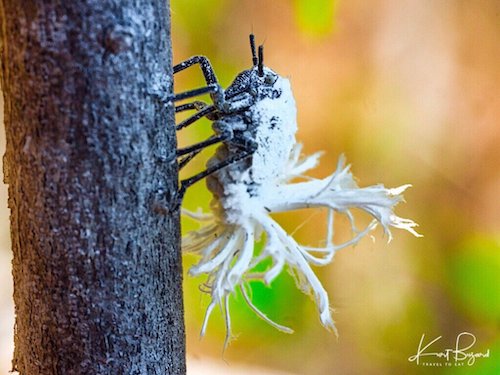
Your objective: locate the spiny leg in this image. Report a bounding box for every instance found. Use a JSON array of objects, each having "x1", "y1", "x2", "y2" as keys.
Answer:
[
  {"x1": 178, "y1": 131, "x2": 259, "y2": 174},
  {"x1": 178, "y1": 149, "x2": 203, "y2": 170},
  {"x1": 177, "y1": 121, "x2": 258, "y2": 173},
  {"x1": 176, "y1": 146, "x2": 256, "y2": 207},
  {"x1": 172, "y1": 55, "x2": 225, "y2": 105},
  {"x1": 175, "y1": 101, "x2": 209, "y2": 113},
  {"x1": 177, "y1": 118, "x2": 239, "y2": 157},
  {"x1": 175, "y1": 101, "x2": 215, "y2": 131},
  {"x1": 176, "y1": 116, "x2": 221, "y2": 171},
  {"x1": 153, "y1": 56, "x2": 221, "y2": 104},
  {"x1": 176, "y1": 105, "x2": 216, "y2": 131},
  {"x1": 177, "y1": 132, "x2": 230, "y2": 157},
  {"x1": 176, "y1": 117, "x2": 234, "y2": 170},
  {"x1": 179, "y1": 34, "x2": 256, "y2": 109},
  {"x1": 173, "y1": 55, "x2": 218, "y2": 85},
  {"x1": 173, "y1": 64, "x2": 218, "y2": 168},
  {"x1": 172, "y1": 84, "x2": 220, "y2": 103}
]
